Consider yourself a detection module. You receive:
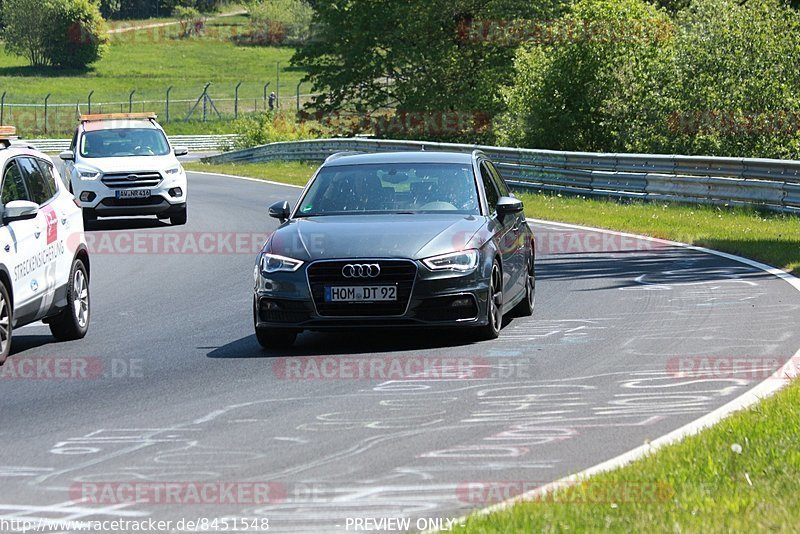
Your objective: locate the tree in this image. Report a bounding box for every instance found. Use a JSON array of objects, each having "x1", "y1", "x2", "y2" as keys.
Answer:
[
  {"x1": 245, "y1": 0, "x2": 313, "y2": 45},
  {"x1": 3, "y1": 0, "x2": 107, "y2": 68},
  {"x1": 497, "y1": 0, "x2": 672, "y2": 151},
  {"x1": 292, "y1": 0, "x2": 567, "y2": 143}
]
